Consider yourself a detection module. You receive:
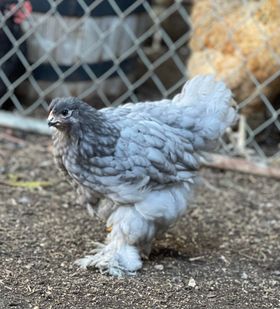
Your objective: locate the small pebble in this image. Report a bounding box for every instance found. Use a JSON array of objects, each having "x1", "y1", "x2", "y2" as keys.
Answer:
[
  {"x1": 18, "y1": 196, "x2": 31, "y2": 205},
  {"x1": 207, "y1": 293, "x2": 216, "y2": 299},
  {"x1": 188, "y1": 277, "x2": 196, "y2": 288},
  {"x1": 220, "y1": 255, "x2": 230, "y2": 265},
  {"x1": 154, "y1": 264, "x2": 164, "y2": 271},
  {"x1": 241, "y1": 272, "x2": 248, "y2": 280}
]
